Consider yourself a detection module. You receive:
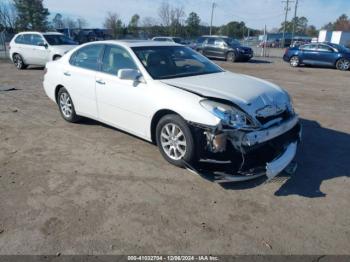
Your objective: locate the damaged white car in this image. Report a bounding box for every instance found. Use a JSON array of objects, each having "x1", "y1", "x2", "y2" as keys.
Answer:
[{"x1": 43, "y1": 40, "x2": 301, "y2": 182}]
